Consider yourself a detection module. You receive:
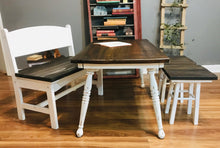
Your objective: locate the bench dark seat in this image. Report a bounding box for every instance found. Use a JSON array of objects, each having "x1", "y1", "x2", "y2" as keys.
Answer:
[
  {"x1": 162, "y1": 64, "x2": 218, "y2": 80},
  {"x1": 166, "y1": 56, "x2": 196, "y2": 65},
  {"x1": 16, "y1": 56, "x2": 82, "y2": 82}
]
